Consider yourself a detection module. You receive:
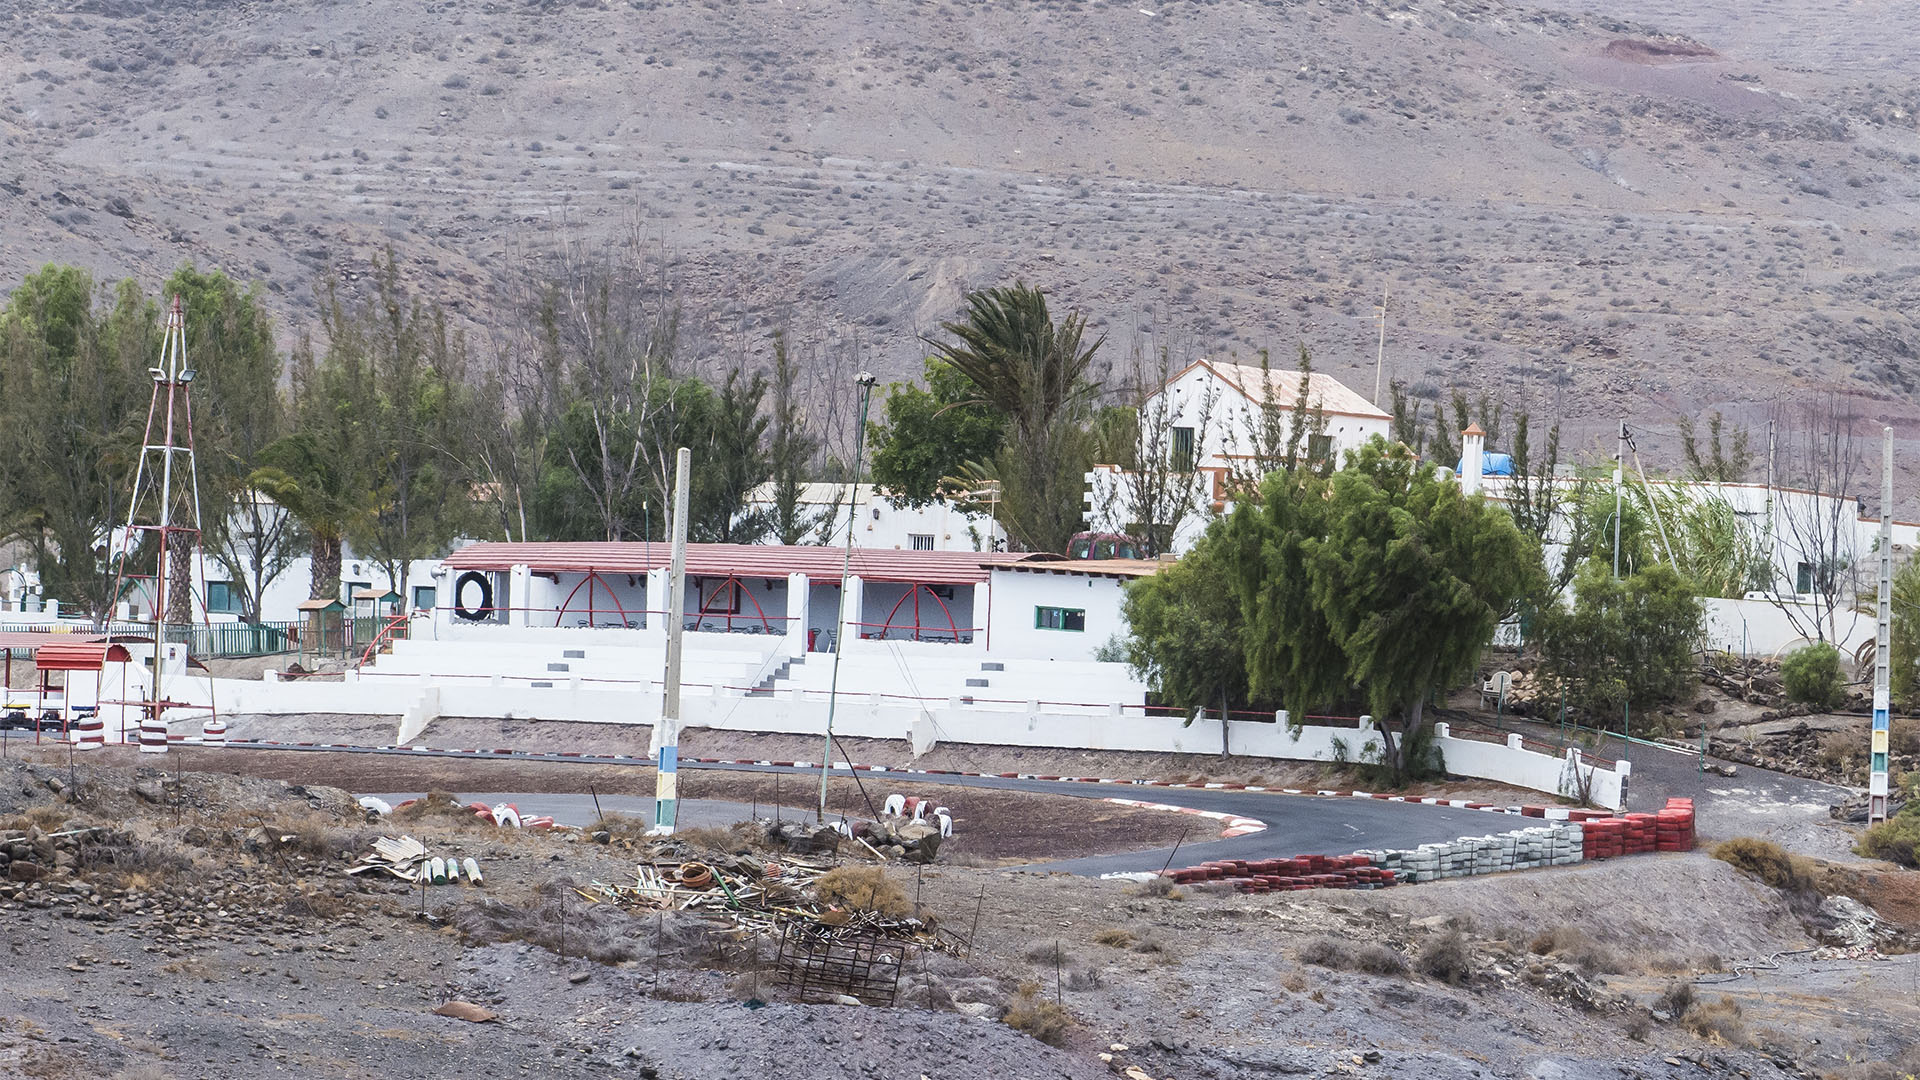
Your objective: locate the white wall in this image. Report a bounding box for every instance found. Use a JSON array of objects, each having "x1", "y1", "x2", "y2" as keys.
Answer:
[
  {"x1": 185, "y1": 677, "x2": 1623, "y2": 809},
  {"x1": 985, "y1": 568, "x2": 1130, "y2": 661},
  {"x1": 1701, "y1": 596, "x2": 1873, "y2": 659},
  {"x1": 744, "y1": 483, "x2": 1006, "y2": 553}
]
